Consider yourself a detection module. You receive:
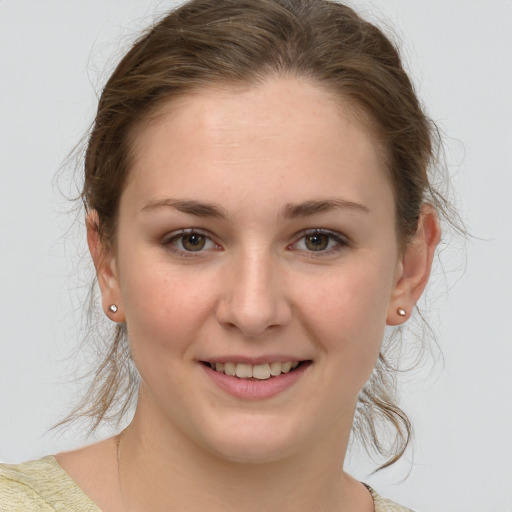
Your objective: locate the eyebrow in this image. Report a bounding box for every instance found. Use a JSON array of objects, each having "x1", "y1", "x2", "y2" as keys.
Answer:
[
  {"x1": 141, "y1": 198, "x2": 228, "y2": 219},
  {"x1": 280, "y1": 198, "x2": 370, "y2": 219},
  {"x1": 141, "y1": 197, "x2": 370, "y2": 219}
]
